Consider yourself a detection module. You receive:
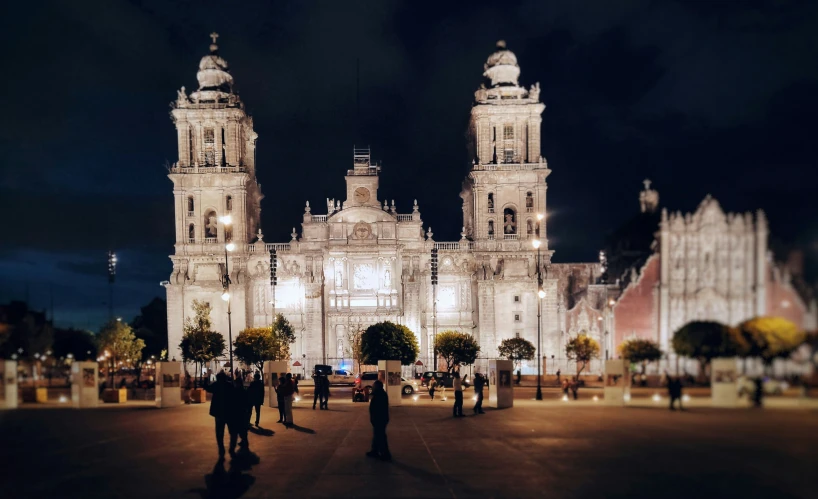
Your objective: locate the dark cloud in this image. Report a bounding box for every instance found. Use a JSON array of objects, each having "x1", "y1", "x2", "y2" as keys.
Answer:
[{"x1": 2, "y1": 0, "x2": 817, "y2": 327}]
